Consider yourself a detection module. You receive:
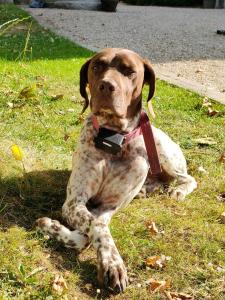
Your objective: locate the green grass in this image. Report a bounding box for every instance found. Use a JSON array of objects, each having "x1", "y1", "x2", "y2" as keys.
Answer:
[{"x1": 0, "y1": 4, "x2": 225, "y2": 300}]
